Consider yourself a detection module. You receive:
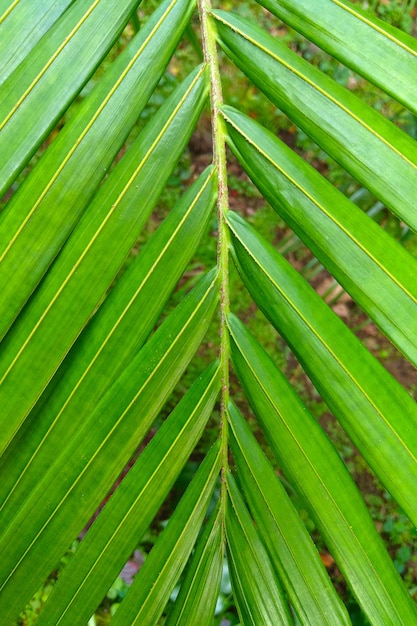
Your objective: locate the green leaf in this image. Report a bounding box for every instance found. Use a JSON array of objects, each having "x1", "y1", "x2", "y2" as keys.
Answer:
[
  {"x1": 1, "y1": 2, "x2": 417, "y2": 623},
  {"x1": 110, "y1": 442, "x2": 221, "y2": 626},
  {"x1": 0, "y1": 0, "x2": 75, "y2": 82},
  {"x1": 255, "y1": 0, "x2": 417, "y2": 115},
  {"x1": 0, "y1": 64, "x2": 208, "y2": 453},
  {"x1": 212, "y1": 10, "x2": 417, "y2": 231},
  {"x1": 222, "y1": 105, "x2": 417, "y2": 367},
  {"x1": 0, "y1": 0, "x2": 197, "y2": 339},
  {"x1": 165, "y1": 504, "x2": 224, "y2": 626},
  {"x1": 35, "y1": 362, "x2": 221, "y2": 626},
  {"x1": 0, "y1": 166, "x2": 216, "y2": 519},
  {"x1": 0, "y1": 271, "x2": 218, "y2": 623},
  {"x1": 226, "y1": 472, "x2": 293, "y2": 626},
  {"x1": 228, "y1": 314, "x2": 417, "y2": 624},
  {"x1": 0, "y1": 0, "x2": 144, "y2": 192},
  {"x1": 227, "y1": 210, "x2": 417, "y2": 529},
  {"x1": 227, "y1": 401, "x2": 350, "y2": 626}
]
